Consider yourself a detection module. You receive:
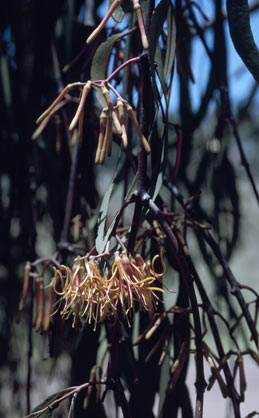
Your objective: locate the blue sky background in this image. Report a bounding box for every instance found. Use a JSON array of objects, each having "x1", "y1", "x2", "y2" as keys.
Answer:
[{"x1": 96, "y1": 0, "x2": 259, "y2": 115}]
